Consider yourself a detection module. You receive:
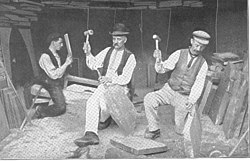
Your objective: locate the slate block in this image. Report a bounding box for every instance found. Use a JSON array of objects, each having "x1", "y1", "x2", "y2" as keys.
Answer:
[
  {"x1": 208, "y1": 63, "x2": 236, "y2": 124},
  {"x1": 110, "y1": 136, "x2": 168, "y2": 155},
  {"x1": 202, "y1": 85, "x2": 218, "y2": 115},
  {"x1": 223, "y1": 71, "x2": 248, "y2": 139},
  {"x1": 104, "y1": 85, "x2": 137, "y2": 136}
]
